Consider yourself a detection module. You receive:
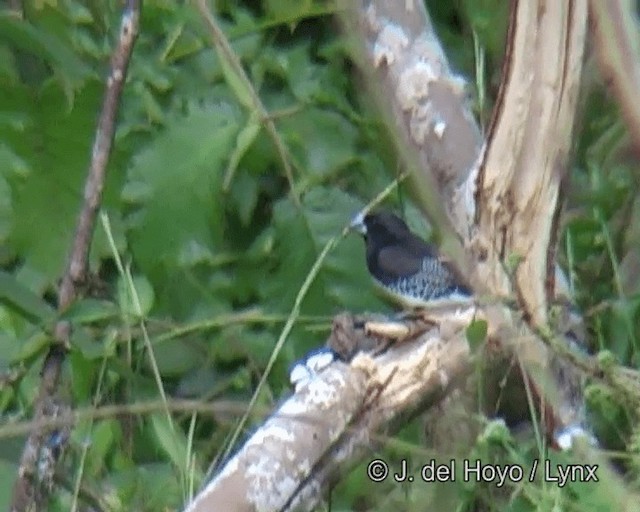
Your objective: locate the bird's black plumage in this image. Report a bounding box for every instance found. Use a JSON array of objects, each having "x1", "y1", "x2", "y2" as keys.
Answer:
[{"x1": 351, "y1": 210, "x2": 471, "y2": 307}]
